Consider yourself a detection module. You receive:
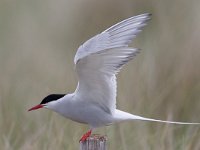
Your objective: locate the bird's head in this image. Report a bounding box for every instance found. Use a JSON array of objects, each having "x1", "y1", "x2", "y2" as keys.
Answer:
[{"x1": 28, "y1": 94, "x2": 65, "y2": 111}]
